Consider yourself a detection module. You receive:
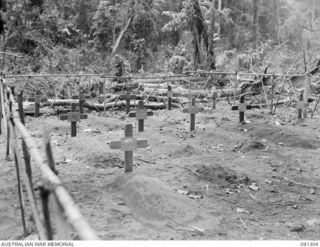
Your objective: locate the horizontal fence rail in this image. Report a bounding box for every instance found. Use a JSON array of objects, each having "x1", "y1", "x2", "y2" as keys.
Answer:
[
  {"x1": 2, "y1": 70, "x2": 312, "y2": 80},
  {"x1": 0, "y1": 79, "x2": 99, "y2": 240}
]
